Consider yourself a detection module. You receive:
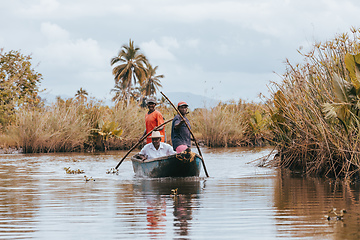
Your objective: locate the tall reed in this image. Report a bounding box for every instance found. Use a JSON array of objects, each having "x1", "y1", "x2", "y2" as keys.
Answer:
[
  {"x1": 191, "y1": 100, "x2": 270, "y2": 147},
  {"x1": 106, "y1": 101, "x2": 147, "y2": 149},
  {"x1": 11, "y1": 101, "x2": 92, "y2": 153},
  {"x1": 3, "y1": 99, "x2": 150, "y2": 152},
  {"x1": 267, "y1": 28, "x2": 360, "y2": 179}
]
